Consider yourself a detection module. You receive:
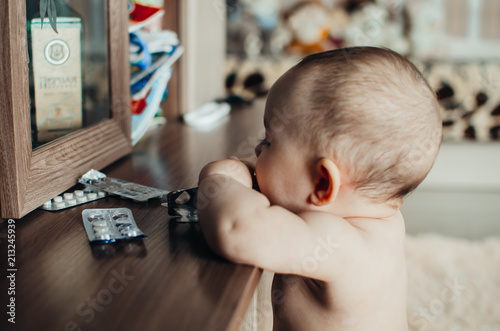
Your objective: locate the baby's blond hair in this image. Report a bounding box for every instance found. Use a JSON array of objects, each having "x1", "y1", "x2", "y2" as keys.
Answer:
[{"x1": 283, "y1": 47, "x2": 442, "y2": 204}]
